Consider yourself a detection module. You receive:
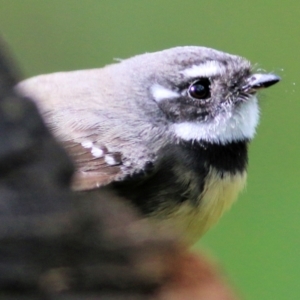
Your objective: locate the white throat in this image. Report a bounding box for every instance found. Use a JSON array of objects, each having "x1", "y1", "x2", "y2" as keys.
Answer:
[{"x1": 172, "y1": 96, "x2": 260, "y2": 144}]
